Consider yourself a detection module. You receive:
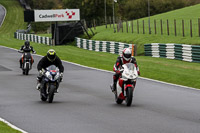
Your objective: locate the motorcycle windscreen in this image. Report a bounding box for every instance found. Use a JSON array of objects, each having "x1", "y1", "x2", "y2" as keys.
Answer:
[
  {"x1": 23, "y1": 52, "x2": 32, "y2": 59},
  {"x1": 125, "y1": 63, "x2": 135, "y2": 71},
  {"x1": 47, "y1": 65, "x2": 57, "y2": 71}
]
